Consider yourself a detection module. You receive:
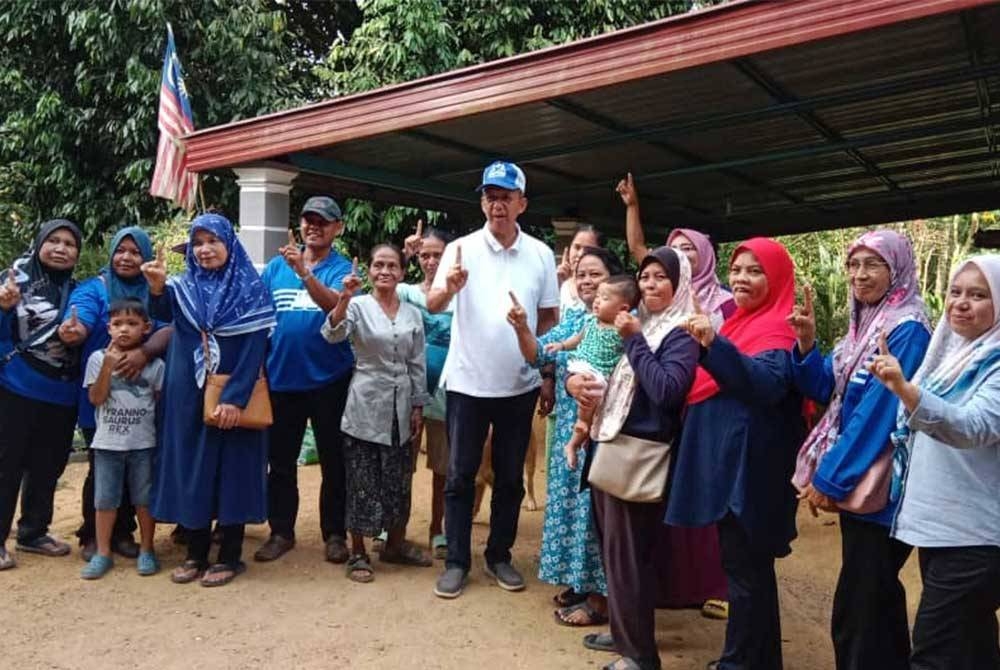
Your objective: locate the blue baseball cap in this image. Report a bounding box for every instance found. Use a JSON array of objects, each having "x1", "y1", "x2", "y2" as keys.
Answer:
[{"x1": 477, "y1": 161, "x2": 527, "y2": 194}]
